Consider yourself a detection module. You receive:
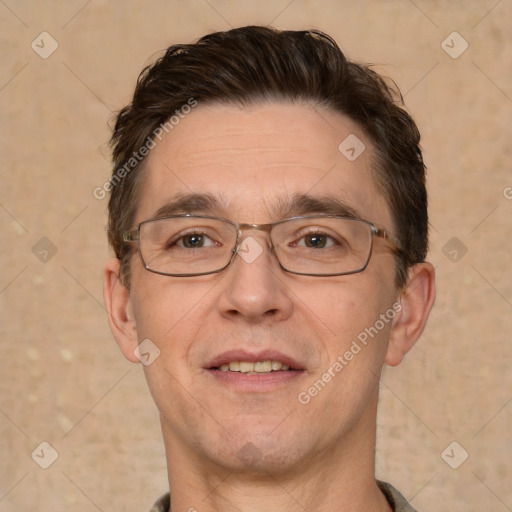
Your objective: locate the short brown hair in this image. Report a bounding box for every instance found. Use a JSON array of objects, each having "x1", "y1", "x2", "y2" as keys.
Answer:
[{"x1": 108, "y1": 25, "x2": 427, "y2": 288}]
